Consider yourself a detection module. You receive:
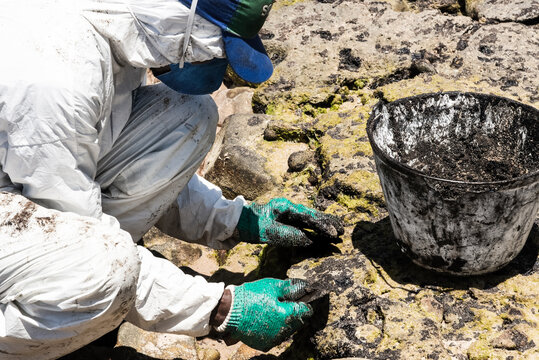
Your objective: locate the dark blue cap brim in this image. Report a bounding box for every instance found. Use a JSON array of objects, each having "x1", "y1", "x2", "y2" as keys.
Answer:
[
  {"x1": 223, "y1": 33, "x2": 273, "y2": 84},
  {"x1": 156, "y1": 58, "x2": 228, "y2": 95}
]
